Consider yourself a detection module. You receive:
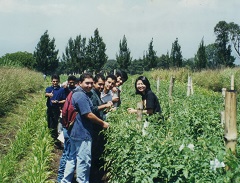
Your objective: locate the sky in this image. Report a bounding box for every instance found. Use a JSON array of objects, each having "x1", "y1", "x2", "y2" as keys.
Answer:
[{"x1": 0, "y1": 0, "x2": 240, "y2": 63}]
